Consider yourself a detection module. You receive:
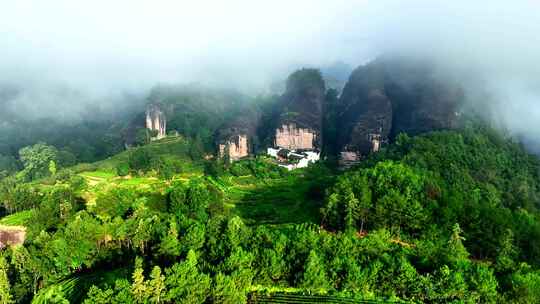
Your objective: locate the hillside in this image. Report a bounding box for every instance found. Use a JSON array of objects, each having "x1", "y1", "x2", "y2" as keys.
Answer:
[{"x1": 1, "y1": 125, "x2": 539, "y2": 303}]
